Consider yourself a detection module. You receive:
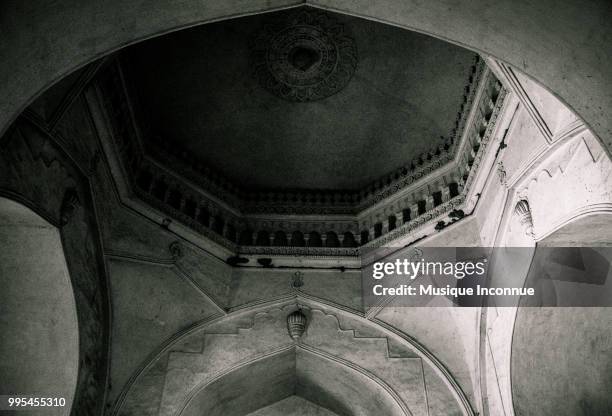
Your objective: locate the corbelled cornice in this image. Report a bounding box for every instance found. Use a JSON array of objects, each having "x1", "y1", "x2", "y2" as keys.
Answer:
[{"x1": 92, "y1": 55, "x2": 505, "y2": 257}]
